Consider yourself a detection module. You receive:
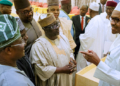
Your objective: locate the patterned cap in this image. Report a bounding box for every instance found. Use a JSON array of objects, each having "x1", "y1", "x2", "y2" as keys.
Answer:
[
  {"x1": 61, "y1": 0, "x2": 71, "y2": 5},
  {"x1": 47, "y1": 0, "x2": 59, "y2": 6},
  {"x1": 0, "y1": 15, "x2": 21, "y2": 48},
  {"x1": 38, "y1": 13, "x2": 56, "y2": 27},
  {"x1": 0, "y1": 0, "x2": 13, "y2": 6}
]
